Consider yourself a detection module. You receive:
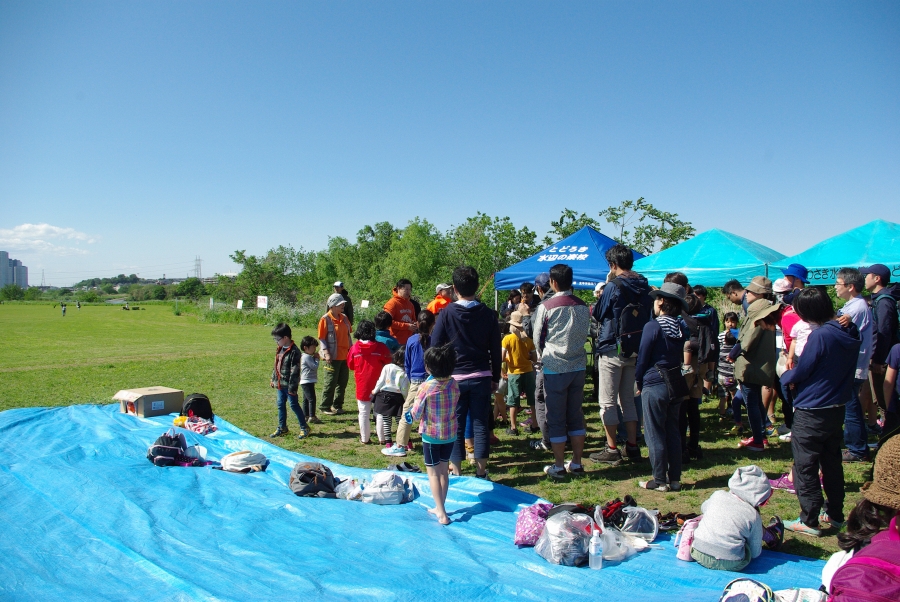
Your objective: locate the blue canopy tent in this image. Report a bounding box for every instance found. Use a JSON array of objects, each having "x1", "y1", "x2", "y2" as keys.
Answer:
[
  {"x1": 771, "y1": 219, "x2": 900, "y2": 285},
  {"x1": 494, "y1": 226, "x2": 643, "y2": 293},
  {"x1": 632, "y1": 229, "x2": 785, "y2": 287}
]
